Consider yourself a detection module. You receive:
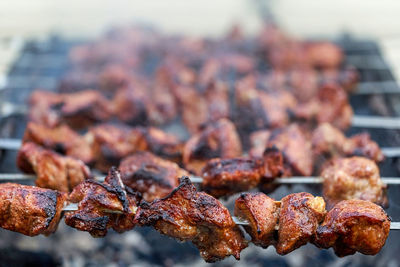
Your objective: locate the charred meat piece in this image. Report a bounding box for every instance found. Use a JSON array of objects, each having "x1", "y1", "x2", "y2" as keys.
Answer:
[
  {"x1": 183, "y1": 119, "x2": 242, "y2": 175},
  {"x1": 85, "y1": 124, "x2": 147, "y2": 172},
  {"x1": 234, "y1": 193, "x2": 279, "y2": 248},
  {"x1": 0, "y1": 183, "x2": 66, "y2": 236},
  {"x1": 137, "y1": 177, "x2": 248, "y2": 262},
  {"x1": 249, "y1": 130, "x2": 271, "y2": 158},
  {"x1": 112, "y1": 86, "x2": 149, "y2": 126},
  {"x1": 321, "y1": 157, "x2": 388, "y2": 209},
  {"x1": 265, "y1": 124, "x2": 313, "y2": 176},
  {"x1": 22, "y1": 122, "x2": 93, "y2": 164},
  {"x1": 204, "y1": 80, "x2": 230, "y2": 123},
  {"x1": 119, "y1": 151, "x2": 189, "y2": 202},
  {"x1": 314, "y1": 199, "x2": 390, "y2": 257},
  {"x1": 201, "y1": 157, "x2": 265, "y2": 198},
  {"x1": 144, "y1": 127, "x2": 183, "y2": 164},
  {"x1": 276, "y1": 192, "x2": 326, "y2": 255},
  {"x1": 294, "y1": 83, "x2": 353, "y2": 130},
  {"x1": 65, "y1": 168, "x2": 141, "y2": 237},
  {"x1": 235, "y1": 77, "x2": 296, "y2": 133},
  {"x1": 312, "y1": 123, "x2": 384, "y2": 163},
  {"x1": 29, "y1": 90, "x2": 113, "y2": 129},
  {"x1": 147, "y1": 84, "x2": 178, "y2": 125},
  {"x1": 17, "y1": 142, "x2": 91, "y2": 192}
]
